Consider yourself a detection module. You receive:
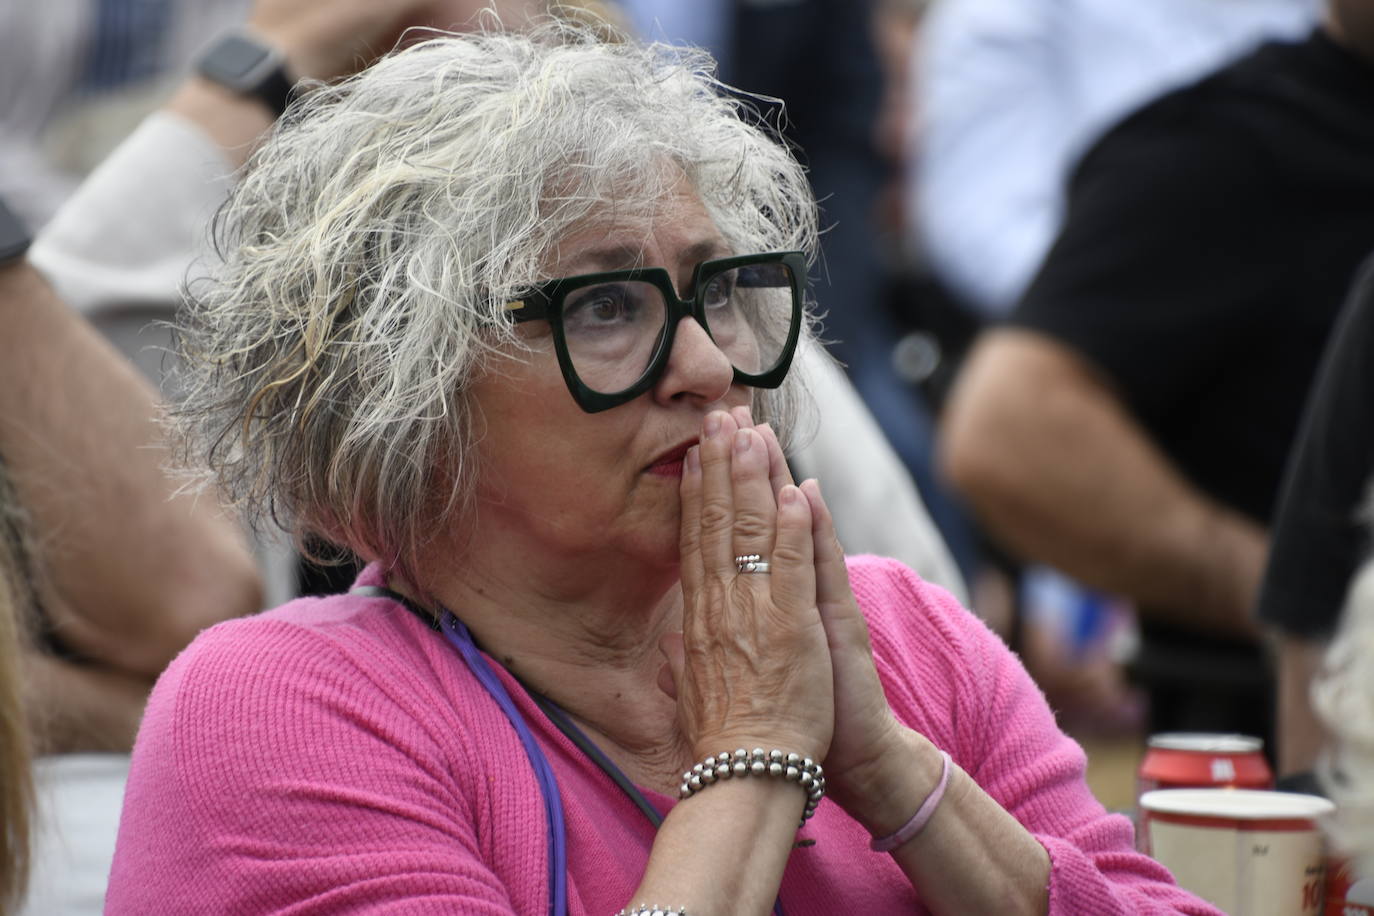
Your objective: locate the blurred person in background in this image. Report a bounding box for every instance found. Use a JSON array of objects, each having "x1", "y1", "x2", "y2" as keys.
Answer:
[
  {"x1": 1258, "y1": 253, "x2": 1374, "y2": 783},
  {"x1": 0, "y1": 0, "x2": 249, "y2": 230},
  {"x1": 0, "y1": 187, "x2": 259, "y2": 916},
  {"x1": 913, "y1": 0, "x2": 1317, "y2": 319},
  {"x1": 940, "y1": 0, "x2": 1374, "y2": 757},
  {"x1": 912, "y1": 0, "x2": 1318, "y2": 736}
]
